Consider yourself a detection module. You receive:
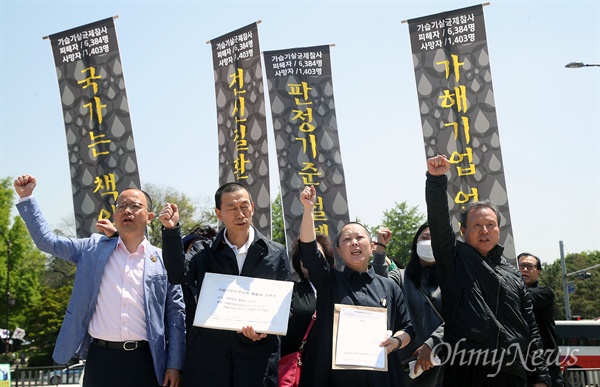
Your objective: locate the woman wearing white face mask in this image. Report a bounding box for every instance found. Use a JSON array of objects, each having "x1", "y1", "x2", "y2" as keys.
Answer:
[{"x1": 373, "y1": 223, "x2": 444, "y2": 387}]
